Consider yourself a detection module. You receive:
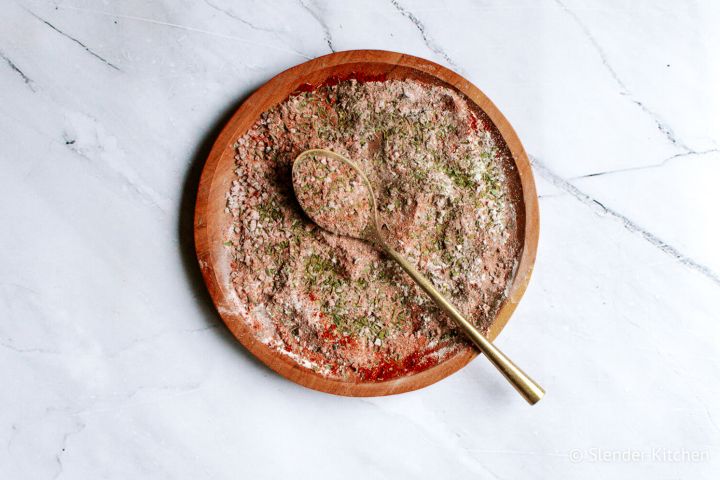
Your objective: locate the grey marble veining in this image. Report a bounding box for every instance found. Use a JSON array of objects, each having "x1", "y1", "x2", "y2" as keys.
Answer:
[{"x1": 1, "y1": 0, "x2": 718, "y2": 478}]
